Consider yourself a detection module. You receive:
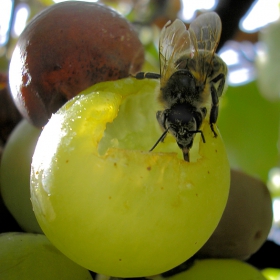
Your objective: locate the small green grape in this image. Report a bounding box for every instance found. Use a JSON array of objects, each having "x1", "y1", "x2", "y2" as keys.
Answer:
[
  {"x1": 262, "y1": 268, "x2": 280, "y2": 279},
  {"x1": 0, "y1": 232, "x2": 92, "y2": 280},
  {"x1": 0, "y1": 120, "x2": 42, "y2": 233},
  {"x1": 154, "y1": 259, "x2": 266, "y2": 280}
]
